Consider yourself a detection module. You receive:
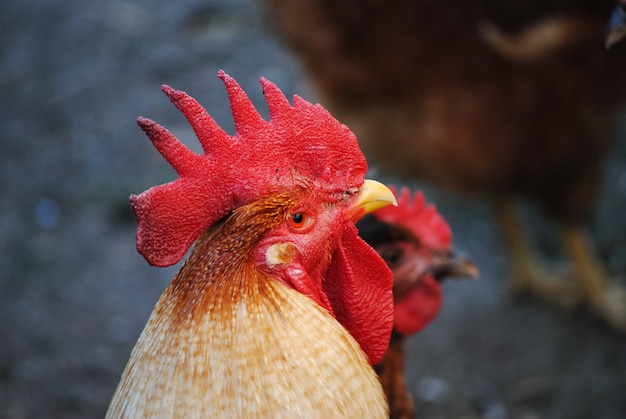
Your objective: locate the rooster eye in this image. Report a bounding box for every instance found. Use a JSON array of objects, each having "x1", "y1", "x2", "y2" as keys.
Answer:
[
  {"x1": 380, "y1": 247, "x2": 404, "y2": 268},
  {"x1": 288, "y1": 212, "x2": 313, "y2": 230}
]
